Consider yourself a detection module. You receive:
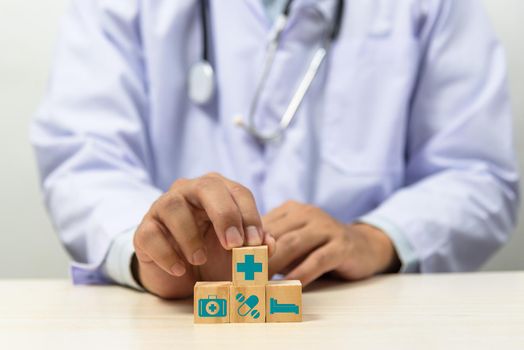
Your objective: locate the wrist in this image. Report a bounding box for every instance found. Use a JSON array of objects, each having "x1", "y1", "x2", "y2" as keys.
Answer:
[
  {"x1": 131, "y1": 253, "x2": 145, "y2": 289},
  {"x1": 353, "y1": 223, "x2": 401, "y2": 274}
]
